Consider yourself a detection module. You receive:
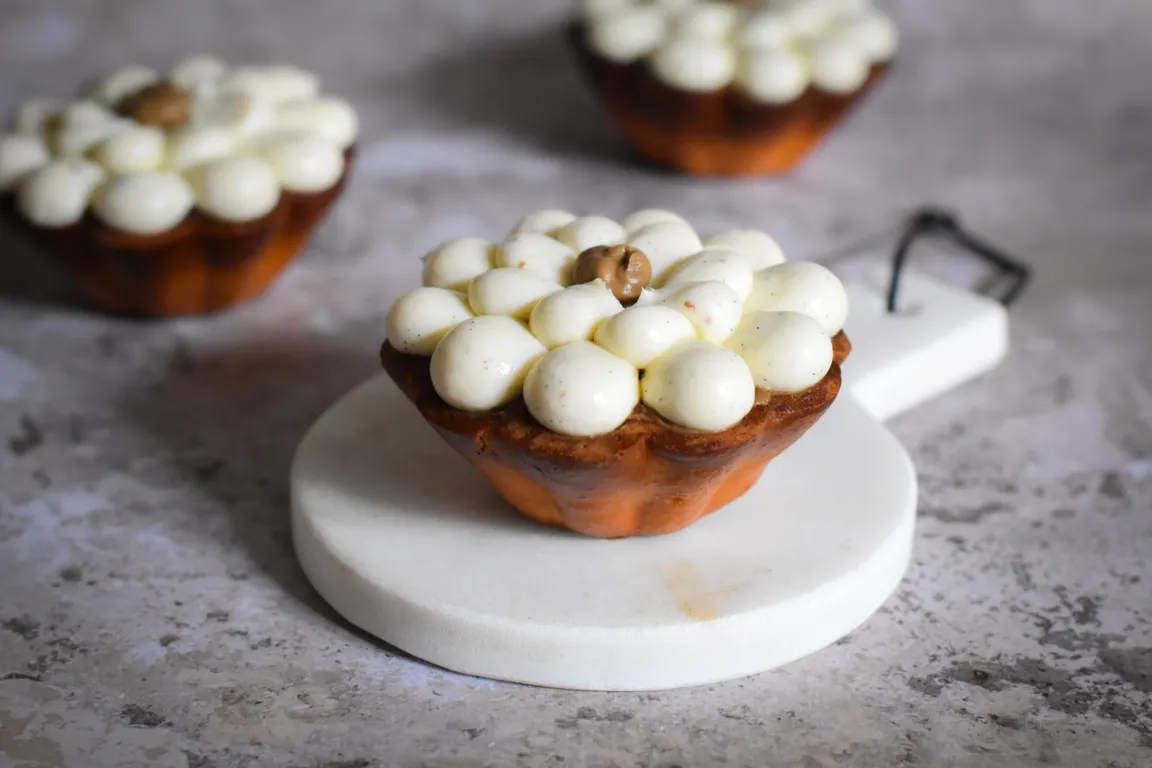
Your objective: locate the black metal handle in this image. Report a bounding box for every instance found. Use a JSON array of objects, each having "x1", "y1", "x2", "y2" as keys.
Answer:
[{"x1": 886, "y1": 207, "x2": 1031, "y2": 314}]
